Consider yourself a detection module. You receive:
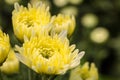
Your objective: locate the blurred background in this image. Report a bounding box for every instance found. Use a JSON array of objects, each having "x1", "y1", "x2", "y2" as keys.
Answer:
[{"x1": 0, "y1": 0, "x2": 120, "y2": 80}]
